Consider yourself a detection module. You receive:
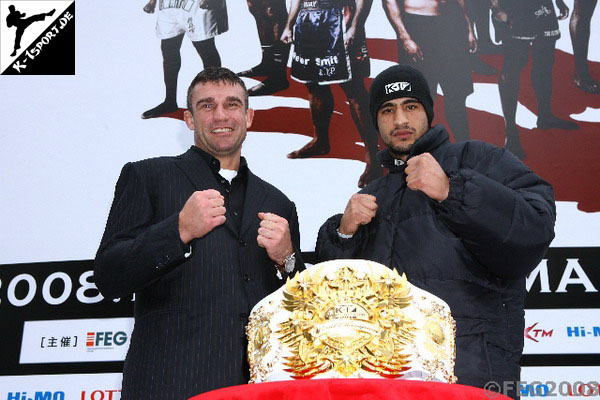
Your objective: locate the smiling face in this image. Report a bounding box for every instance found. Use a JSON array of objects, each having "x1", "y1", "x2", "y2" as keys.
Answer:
[
  {"x1": 184, "y1": 81, "x2": 254, "y2": 169},
  {"x1": 376, "y1": 97, "x2": 429, "y2": 160}
]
